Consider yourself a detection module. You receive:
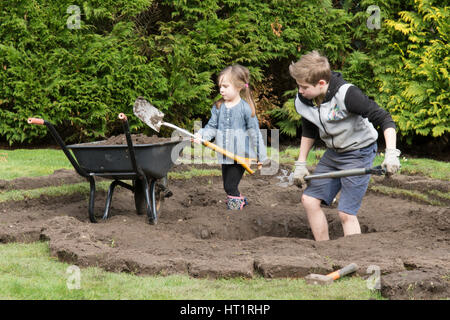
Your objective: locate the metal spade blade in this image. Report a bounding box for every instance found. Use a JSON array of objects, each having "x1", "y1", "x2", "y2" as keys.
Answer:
[{"x1": 133, "y1": 97, "x2": 165, "y2": 133}]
